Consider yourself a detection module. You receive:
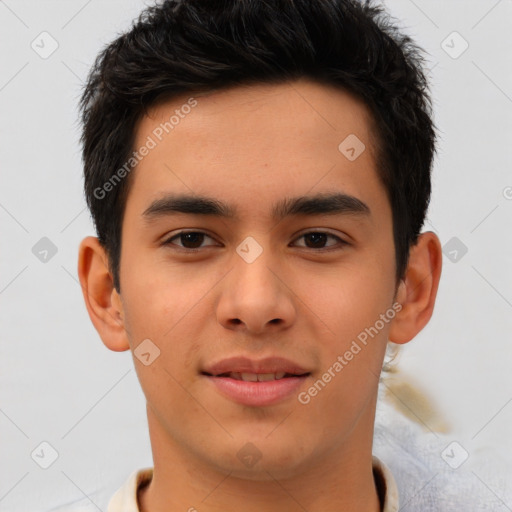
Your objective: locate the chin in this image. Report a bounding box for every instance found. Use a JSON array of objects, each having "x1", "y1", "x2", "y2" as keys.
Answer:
[{"x1": 206, "y1": 439, "x2": 314, "y2": 481}]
